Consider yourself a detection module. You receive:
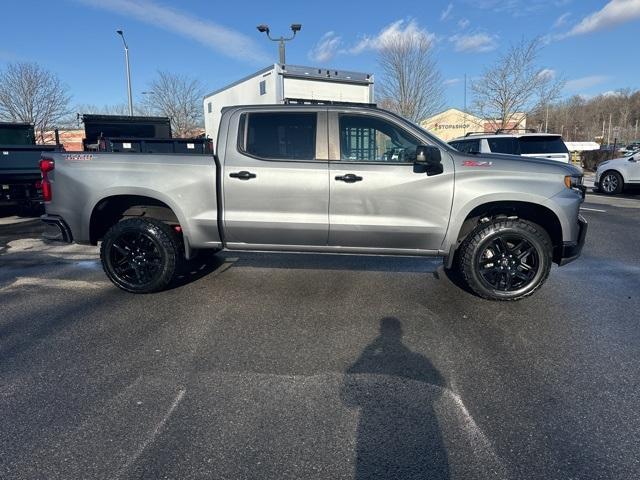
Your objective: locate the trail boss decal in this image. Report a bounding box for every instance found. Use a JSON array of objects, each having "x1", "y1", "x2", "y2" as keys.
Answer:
[
  {"x1": 64, "y1": 154, "x2": 94, "y2": 161},
  {"x1": 462, "y1": 160, "x2": 493, "y2": 167}
]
